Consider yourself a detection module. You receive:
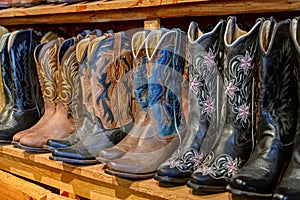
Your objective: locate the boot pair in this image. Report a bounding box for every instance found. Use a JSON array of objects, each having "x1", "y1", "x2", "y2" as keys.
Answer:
[
  {"x1": 154, "y1": 19, "x2": 226, "y2": 185},
  {"x1": 47, "y1": 32, "x2": 134, "y2": 164},
  {"x1": 12, "y1": 36, "x2": 83, "y2": 152},
  {"x1": 97, "y1": 28, "x2": 187, "y2": 179},
  {"x1": 0, "y1": 30, "x2": 44, "y2": 143},
  {"x1": 226, "y1": 17, "x2": 300, "y2": 199}
]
